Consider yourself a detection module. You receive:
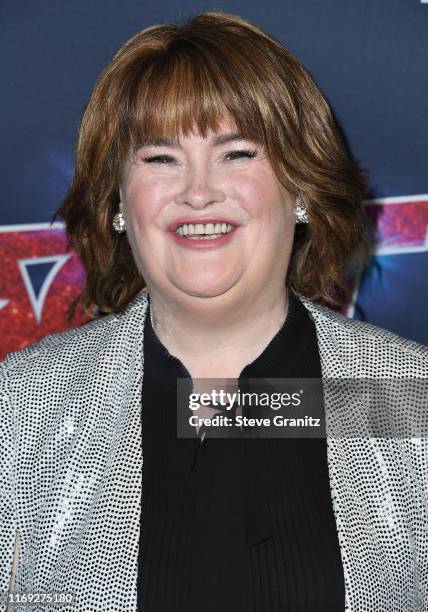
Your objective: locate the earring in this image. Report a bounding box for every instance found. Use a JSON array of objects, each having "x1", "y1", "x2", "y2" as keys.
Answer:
[
  {"x1": 295, "y1": 201, "x2": 308, "y2": 224},
  {"x1": 113, "y1": 204, "x2": 126, "y2": 233}
]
